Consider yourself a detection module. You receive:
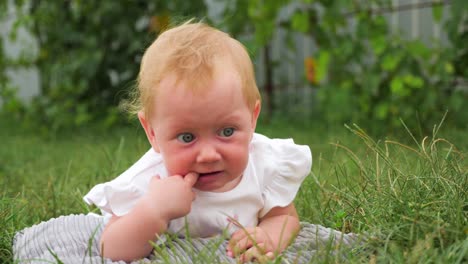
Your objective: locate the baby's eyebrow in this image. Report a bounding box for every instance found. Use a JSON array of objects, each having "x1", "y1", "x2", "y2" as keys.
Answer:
[{"x1": 220, "y1": 112, "x2": 244, "y2": 121}]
